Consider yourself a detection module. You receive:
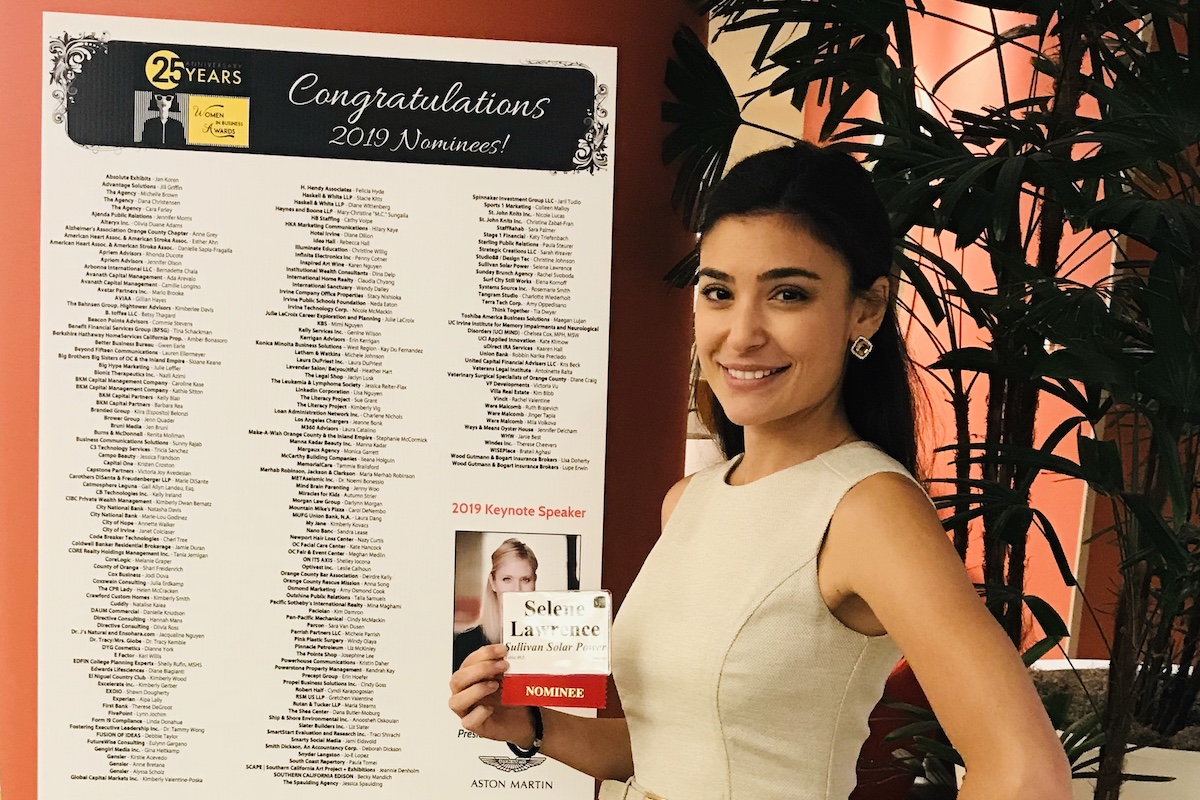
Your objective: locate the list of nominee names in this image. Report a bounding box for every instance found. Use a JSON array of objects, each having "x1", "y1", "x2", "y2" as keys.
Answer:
[{"x1": 41, "y1": 156, "x2": 606, "y2": 792}]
